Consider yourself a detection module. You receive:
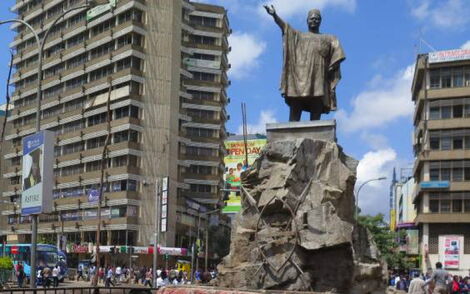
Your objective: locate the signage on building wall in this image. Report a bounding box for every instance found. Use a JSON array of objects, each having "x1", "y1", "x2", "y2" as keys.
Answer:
[
  {"x1": 222, "y1": 137, "x2": 267, "y2": 214},
  {"x1": 420, "y1": 181, "x2": 449, "y2": 189},
  {"x1": 429, "y1": 49, "x2": 470, "y2": 64},
  {"x1": 21, "y1": 131, "x2": 54, "y2": 216},
  {"x1": 183, "y1": 58, "x2": 221, "y2": 70},
  {"x1": 390, "y1": 209, "x2": 396, "y2": 231},
  {"x1": 443, "y1": 236, "x2": 460, "y2": 269},
  {"x1": 86, "y1": 0, "x2": 117, "y2": 21},
  {"x1": 160, "y1": 177, "x2": 169, "y2": 233},
  {"x1": 407, "y1": 229, "x2": 419, "y2": 255}
]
